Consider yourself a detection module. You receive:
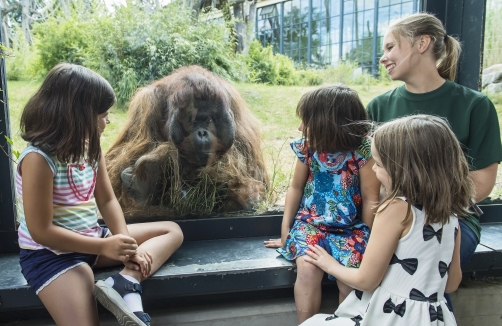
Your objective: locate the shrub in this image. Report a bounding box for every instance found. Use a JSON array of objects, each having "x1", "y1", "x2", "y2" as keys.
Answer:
[
  {"x1": 93, "y1": 4, "x2": 241, "y2": 104},
  {"x1": 298, "y1": 68, "x2": 323, "y2": 86},
  {"x1": 33, "y1": 16, "x2": 95, "y2": 75},
  {"x1": 29, "y1": 1, "x2": 241, "y2": 105},
  {"x1": 245, "y1": 40, "x2": 299, "y2": 85},
  {"x1": 4, "y1": 26, "x2": 39, "y2": 81}
]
